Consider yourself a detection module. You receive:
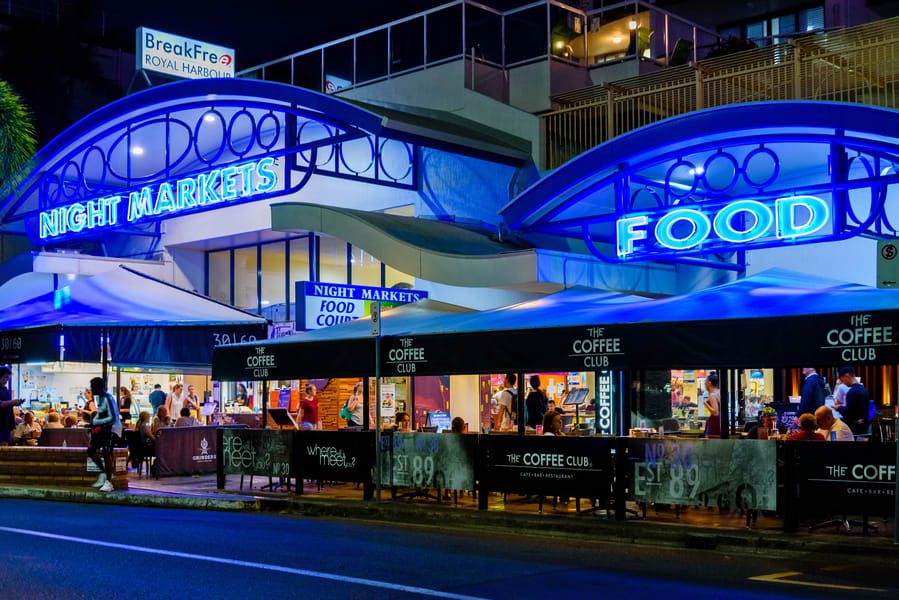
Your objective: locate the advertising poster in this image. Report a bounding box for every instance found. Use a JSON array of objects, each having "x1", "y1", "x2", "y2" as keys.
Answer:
[
  {"x1": 793, "y1": 441, "x2": 895, "y2": 516},
  {"x1": 380, "y1": 383, "x2": 397, "y2": 418},
  {"x1": 380, "y1": 432, "x2": 476, "y2": 491},
  {"x1": 628, "y1": 438, "x2": 777, "y2": 511},
  {"x1": 482, "y1": 435, "x2": 613, "y2": 499},
  {"x1": 221, "y1": 429, "x2": 292, "y2": 478},
  {"x1": 296, "y1": 431, "x2": 374, "y2": 483}
]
